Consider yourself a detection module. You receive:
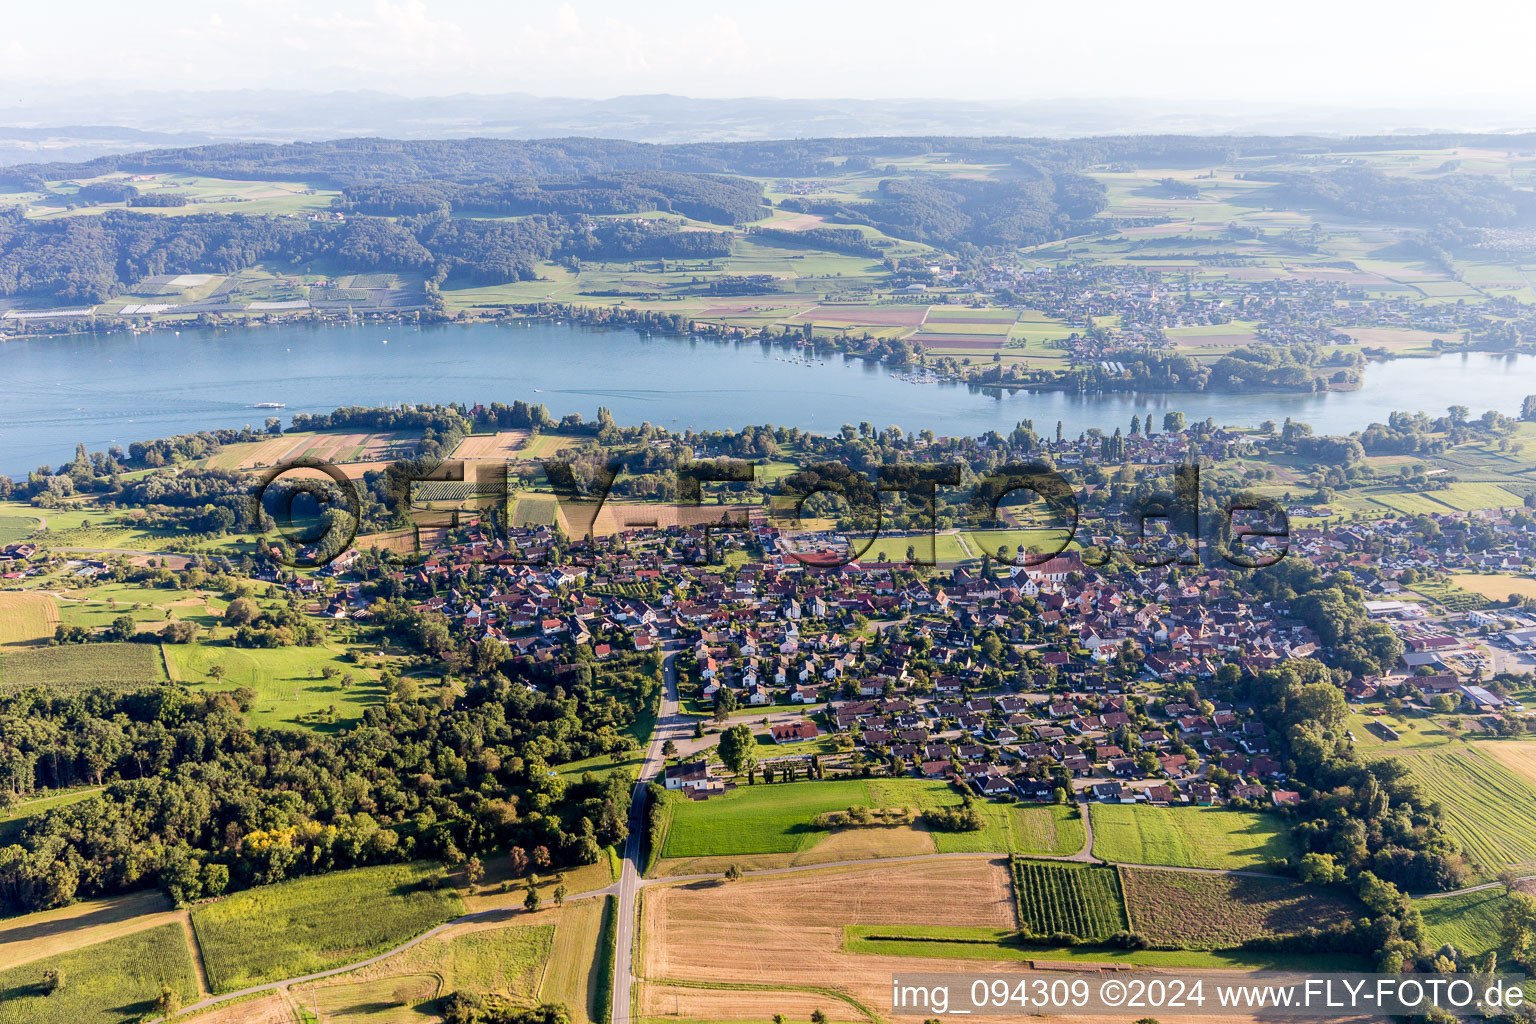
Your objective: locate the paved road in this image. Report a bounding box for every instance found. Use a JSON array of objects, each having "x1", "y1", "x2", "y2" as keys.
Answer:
[
  {"x1": 1416, "y1": 874, "x2": 1536, "y2": 900},
  {"x1": 612, "y1": 642, "x2": 688, "y2": 1024}
]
